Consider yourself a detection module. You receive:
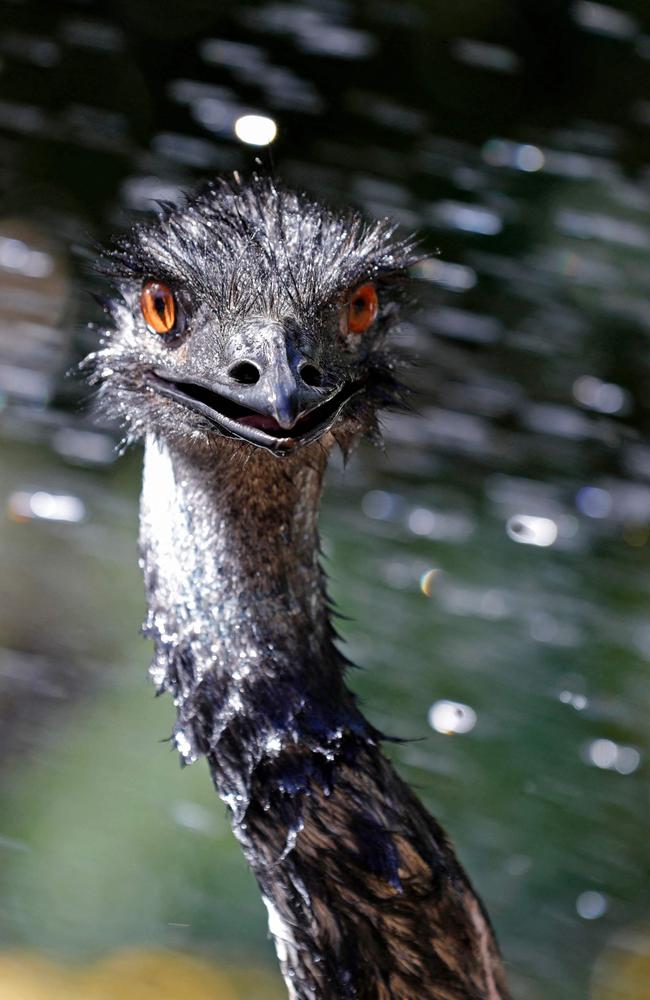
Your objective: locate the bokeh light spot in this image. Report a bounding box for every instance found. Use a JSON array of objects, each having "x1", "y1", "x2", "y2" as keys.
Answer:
[
  {"x1": 428, "y1": 700, "x2": 477, "y2": 735},
  {"x1": 585, "y1": 738, "x2": 641, "y2": 774},
  {"x1": 420, "y1": 568, "x2": 441, "y2": 597},
  {"x1": 506, "y1": 515, "x2": 558, "y2": 547},
  {"x1": 577, "y1": 890, "x2": 607, "y2": 920},
  {"x1": 576, "y1": 486, "x2": 612, "y2": 519},
  {"x1": 234, "y1": 114, "x2": 277, "y2": 146}
]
